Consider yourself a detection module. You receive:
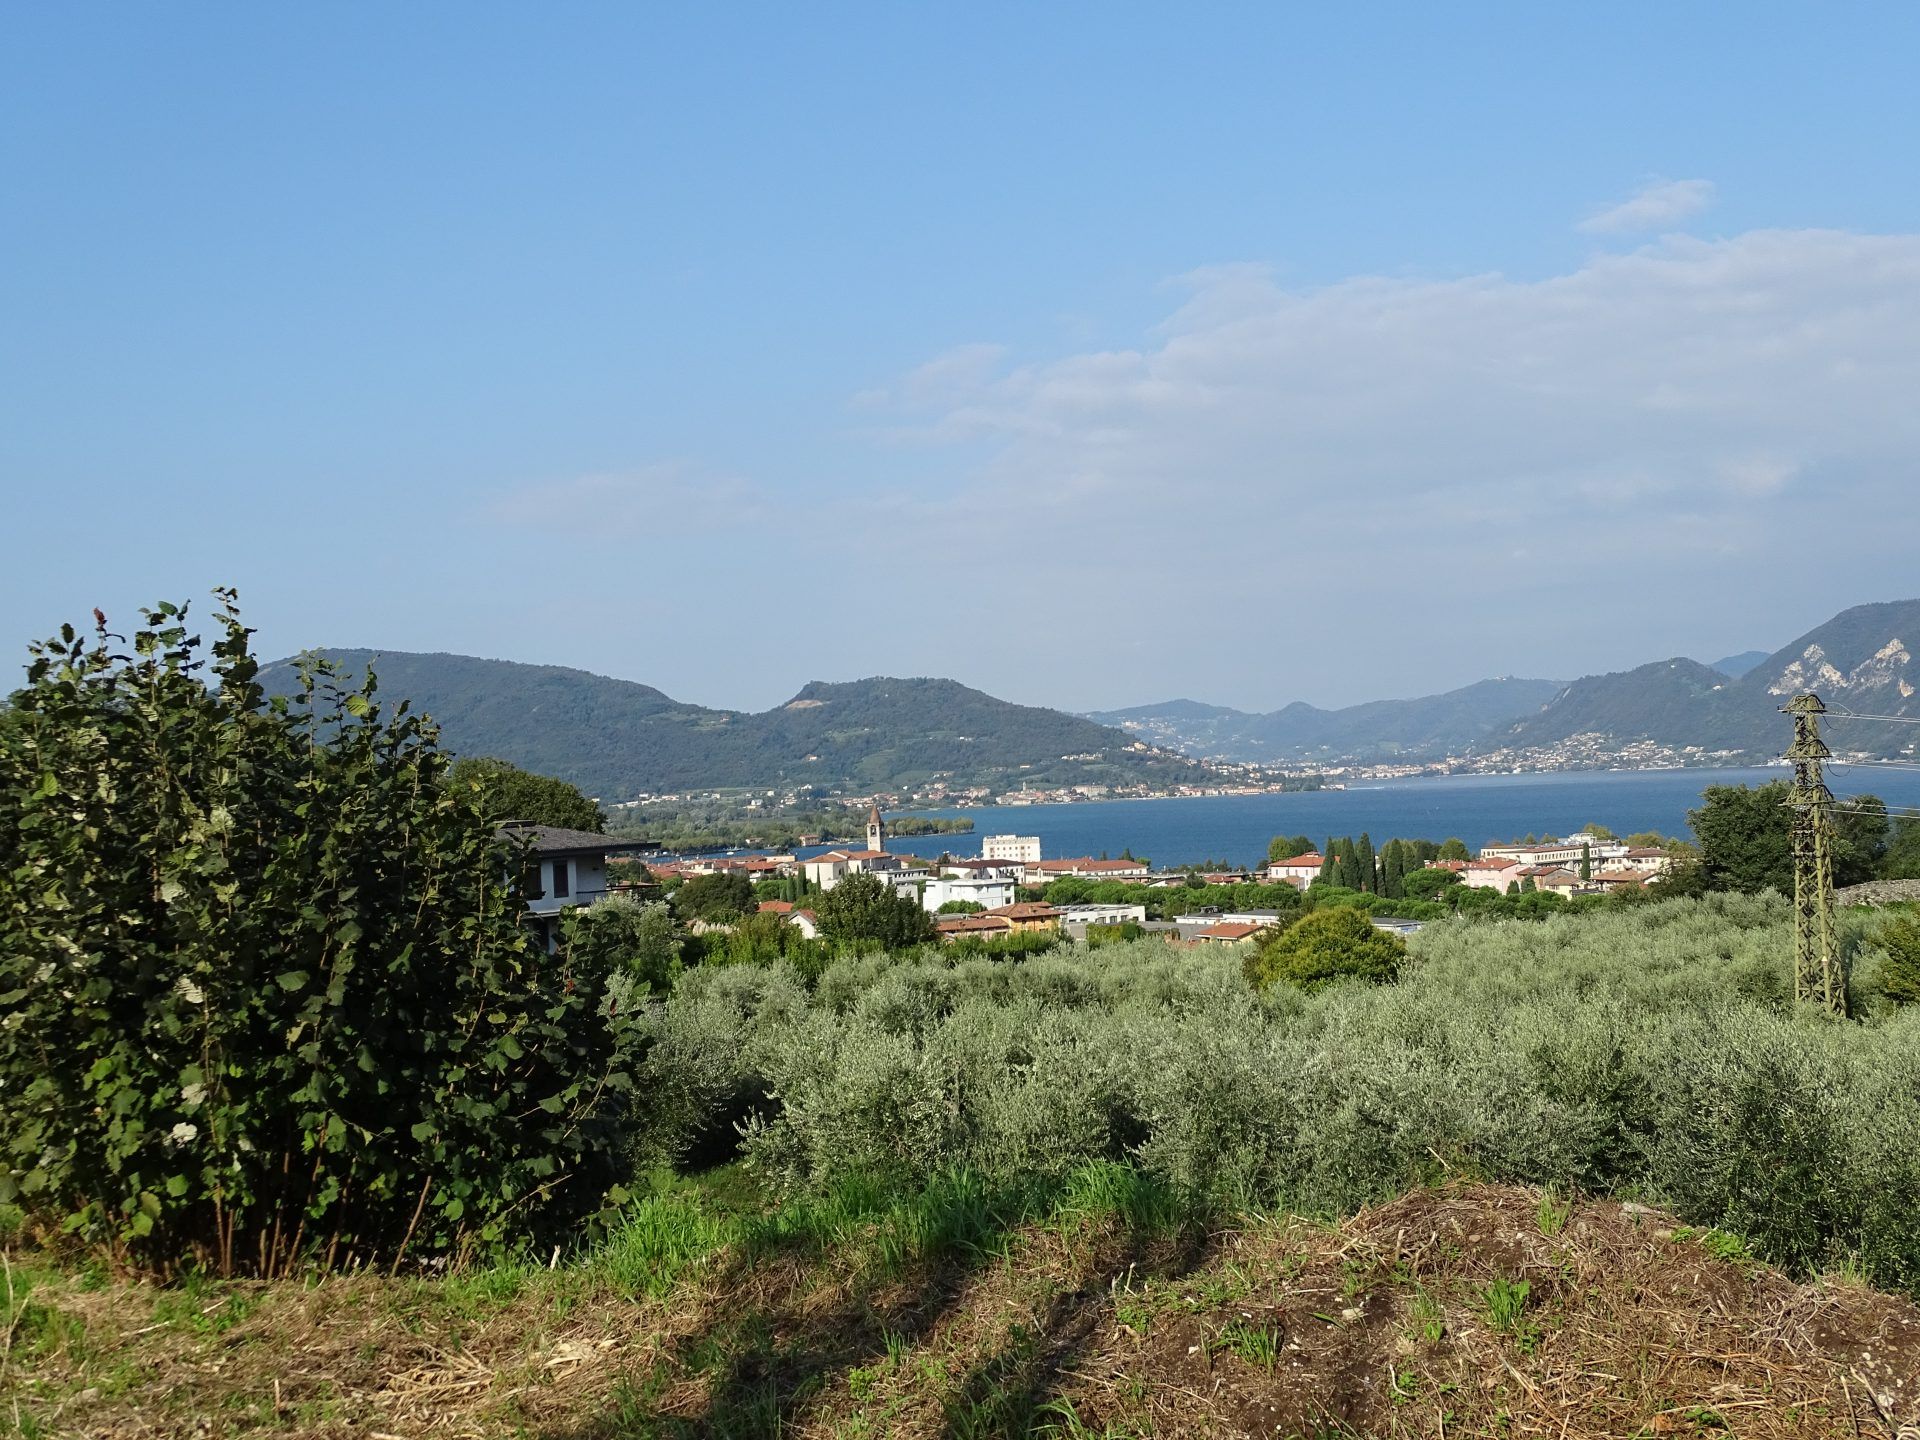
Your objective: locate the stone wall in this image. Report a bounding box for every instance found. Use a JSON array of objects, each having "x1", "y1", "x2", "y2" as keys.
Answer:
[{"x1": 1836, "y1": 878, "x2": 1920, "y2": 907}]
